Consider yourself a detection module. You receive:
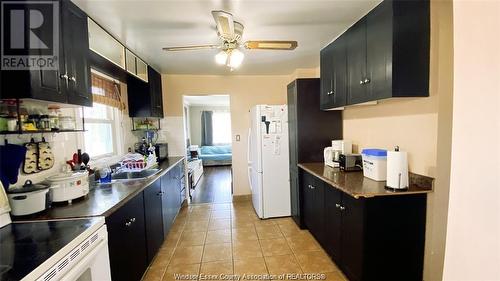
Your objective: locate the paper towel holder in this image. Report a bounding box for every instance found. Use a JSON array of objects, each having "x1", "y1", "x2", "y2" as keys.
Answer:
[{"x1": 385, "y1": 145, "x2": 409, "y2": 192}]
